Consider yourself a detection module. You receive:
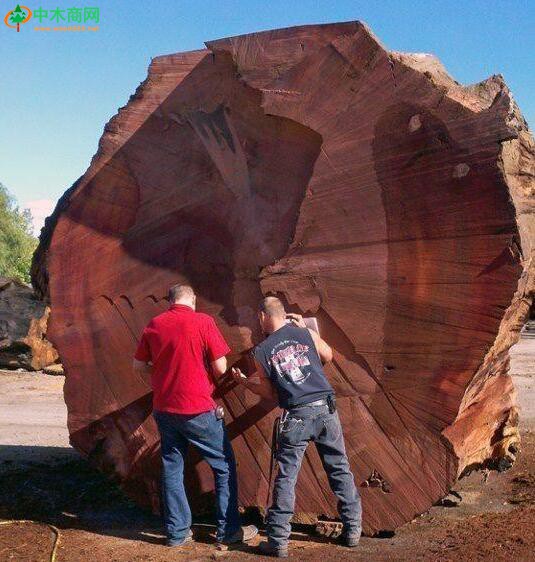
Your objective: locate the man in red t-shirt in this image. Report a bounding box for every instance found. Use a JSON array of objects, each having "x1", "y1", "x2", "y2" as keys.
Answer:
[{"x1": 133, "y1": 284, "x2": 258, "y2": 547}]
